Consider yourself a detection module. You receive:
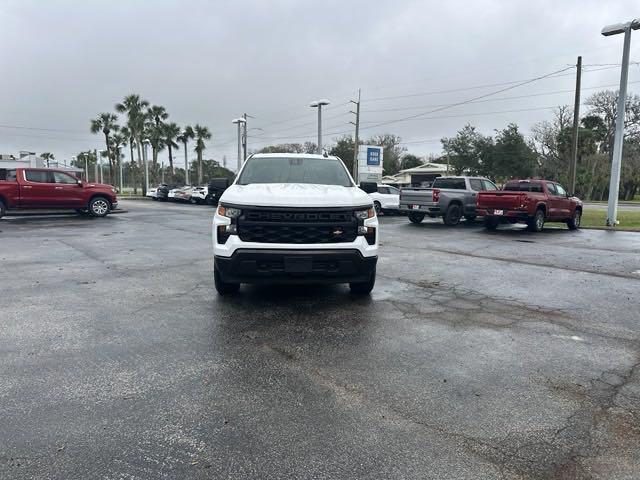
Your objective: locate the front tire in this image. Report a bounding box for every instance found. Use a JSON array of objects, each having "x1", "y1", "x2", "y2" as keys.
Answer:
[
  {"x1": 214, "y1": 268, "x2": 240, "y2": 295},
  {"x1": 408, "y1": 212, "x2": 425, "y2": 224},
  {"x1": 527, "y1": 209, "x2": 545, "y2": 232},
  {"x1": 88, "y1": 196, "x2": 110, "y2": 217},
  {"x1": 443, "y1": 203, "x2": 462, "y2": 226},
  {"x1": 350, "y1": 269, "x2": 376, "y2": 295},
  {"x1": 567, "y1": 209, "x2": 581, "y2": 230}
]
